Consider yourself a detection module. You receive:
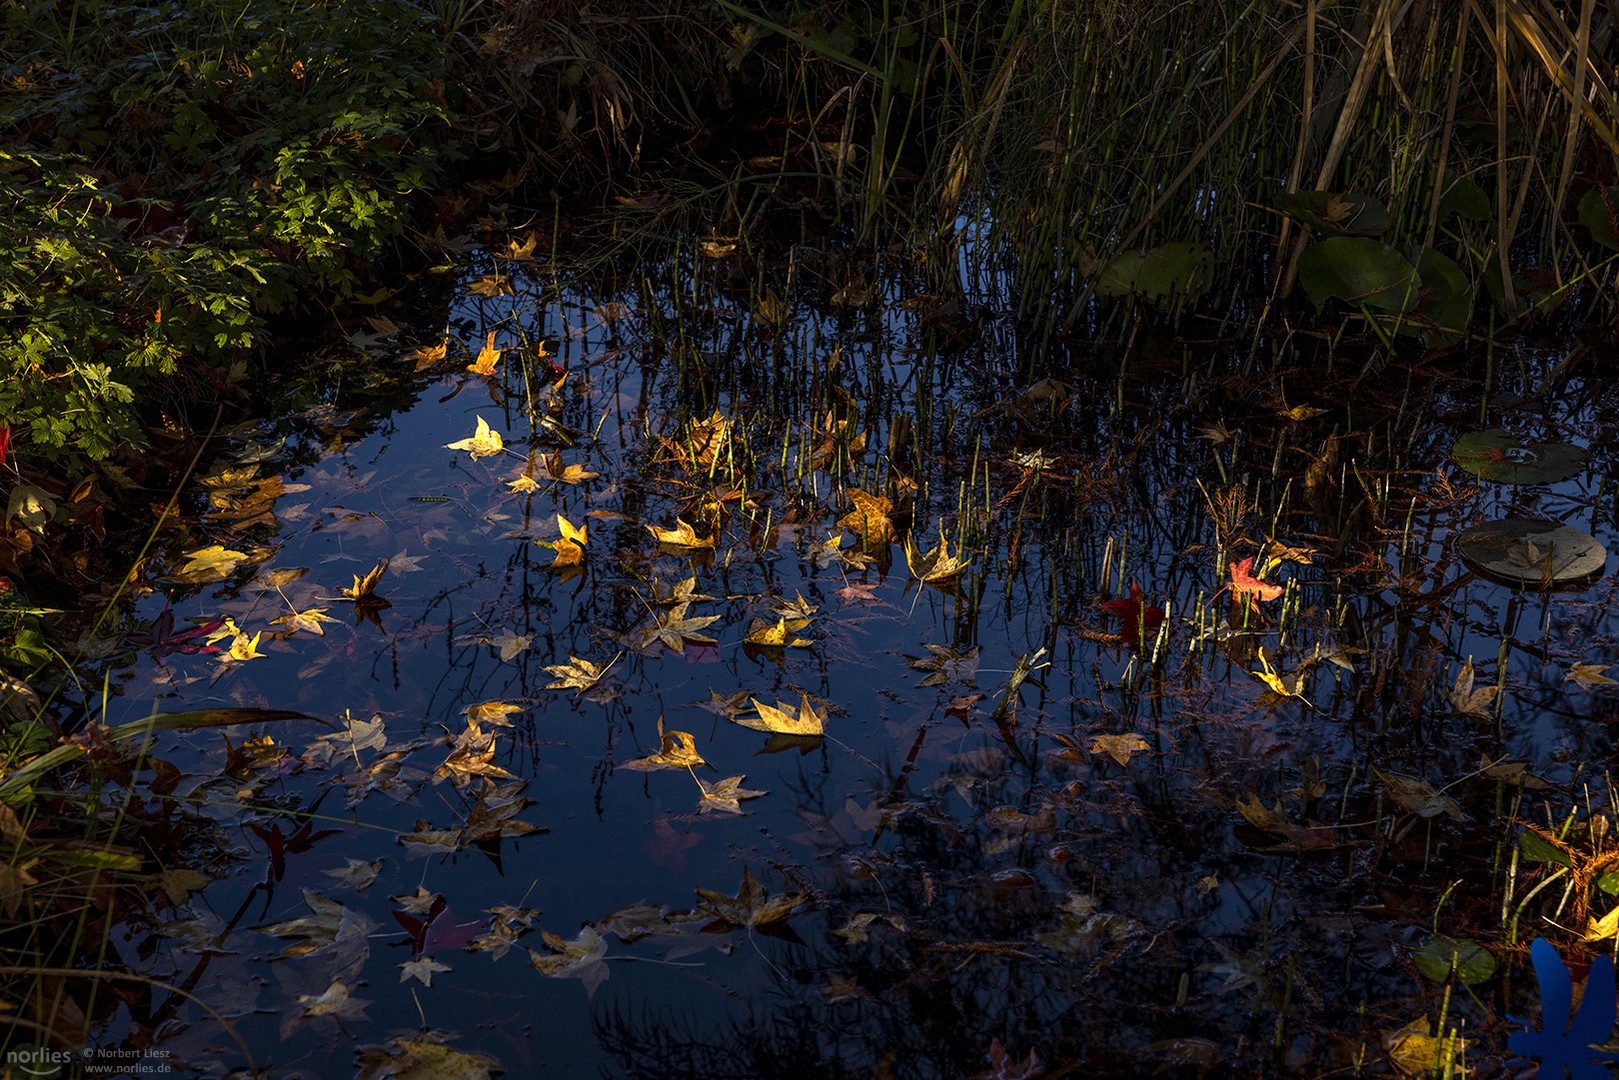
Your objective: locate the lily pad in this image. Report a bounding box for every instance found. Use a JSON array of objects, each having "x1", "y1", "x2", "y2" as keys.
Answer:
[
  {"x1": 1275, "y1": 190, "x2": 1390, "y2": 237},
  {"x1": 1578, "y1": 184, "x2": 1619, "y2": 250},
  {"x1": 1094, "y1": 241, "x2": 1214, "y2": 304},
  {"x1": 1414, "y1": 936, "x2": 1497, "y2": 986},
  {"x1": 1457, "y1": 518, "x2": 1606, "y2": 589},
  {"x1": 1451, "y1": 430, "x2": 1583, "y2": 484},
  {"x1": 1297, "y1": 237, "x2": 1420, "y2": 314}
]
